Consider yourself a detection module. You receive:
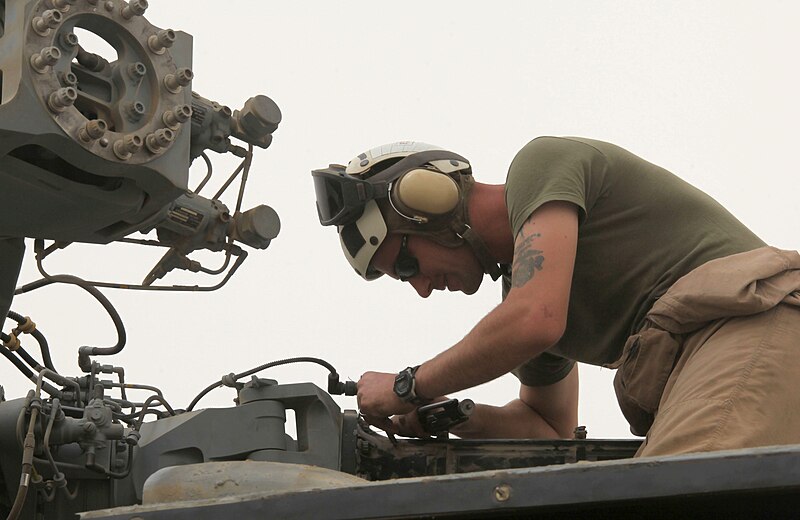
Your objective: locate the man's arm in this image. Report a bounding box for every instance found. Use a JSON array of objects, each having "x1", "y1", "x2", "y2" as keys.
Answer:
[
  {"x1": 358, "y1": 201, "x2": 579, "y2": 421},
  {"x1": 453, "y1": 367, "x2": 579, "y2": 439}
]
